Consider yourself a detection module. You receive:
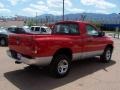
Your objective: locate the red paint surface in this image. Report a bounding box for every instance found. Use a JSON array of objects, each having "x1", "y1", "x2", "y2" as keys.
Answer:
[{"x1": 8, "y1": 21, "x2": 113, "y2": 58}]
